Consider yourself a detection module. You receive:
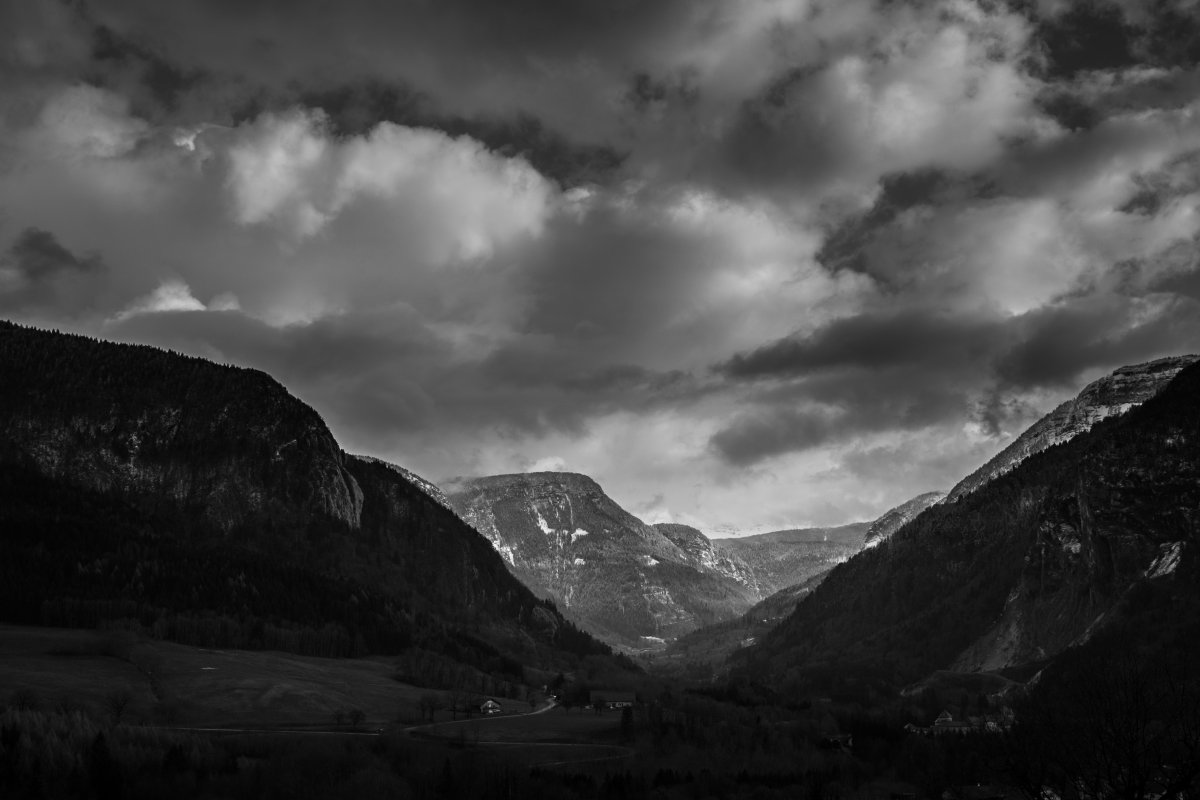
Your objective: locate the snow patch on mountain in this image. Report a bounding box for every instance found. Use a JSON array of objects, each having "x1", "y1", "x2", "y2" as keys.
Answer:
[{"x1": 1147, "y1": 542, "x2": 1184, "y2": 579}]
